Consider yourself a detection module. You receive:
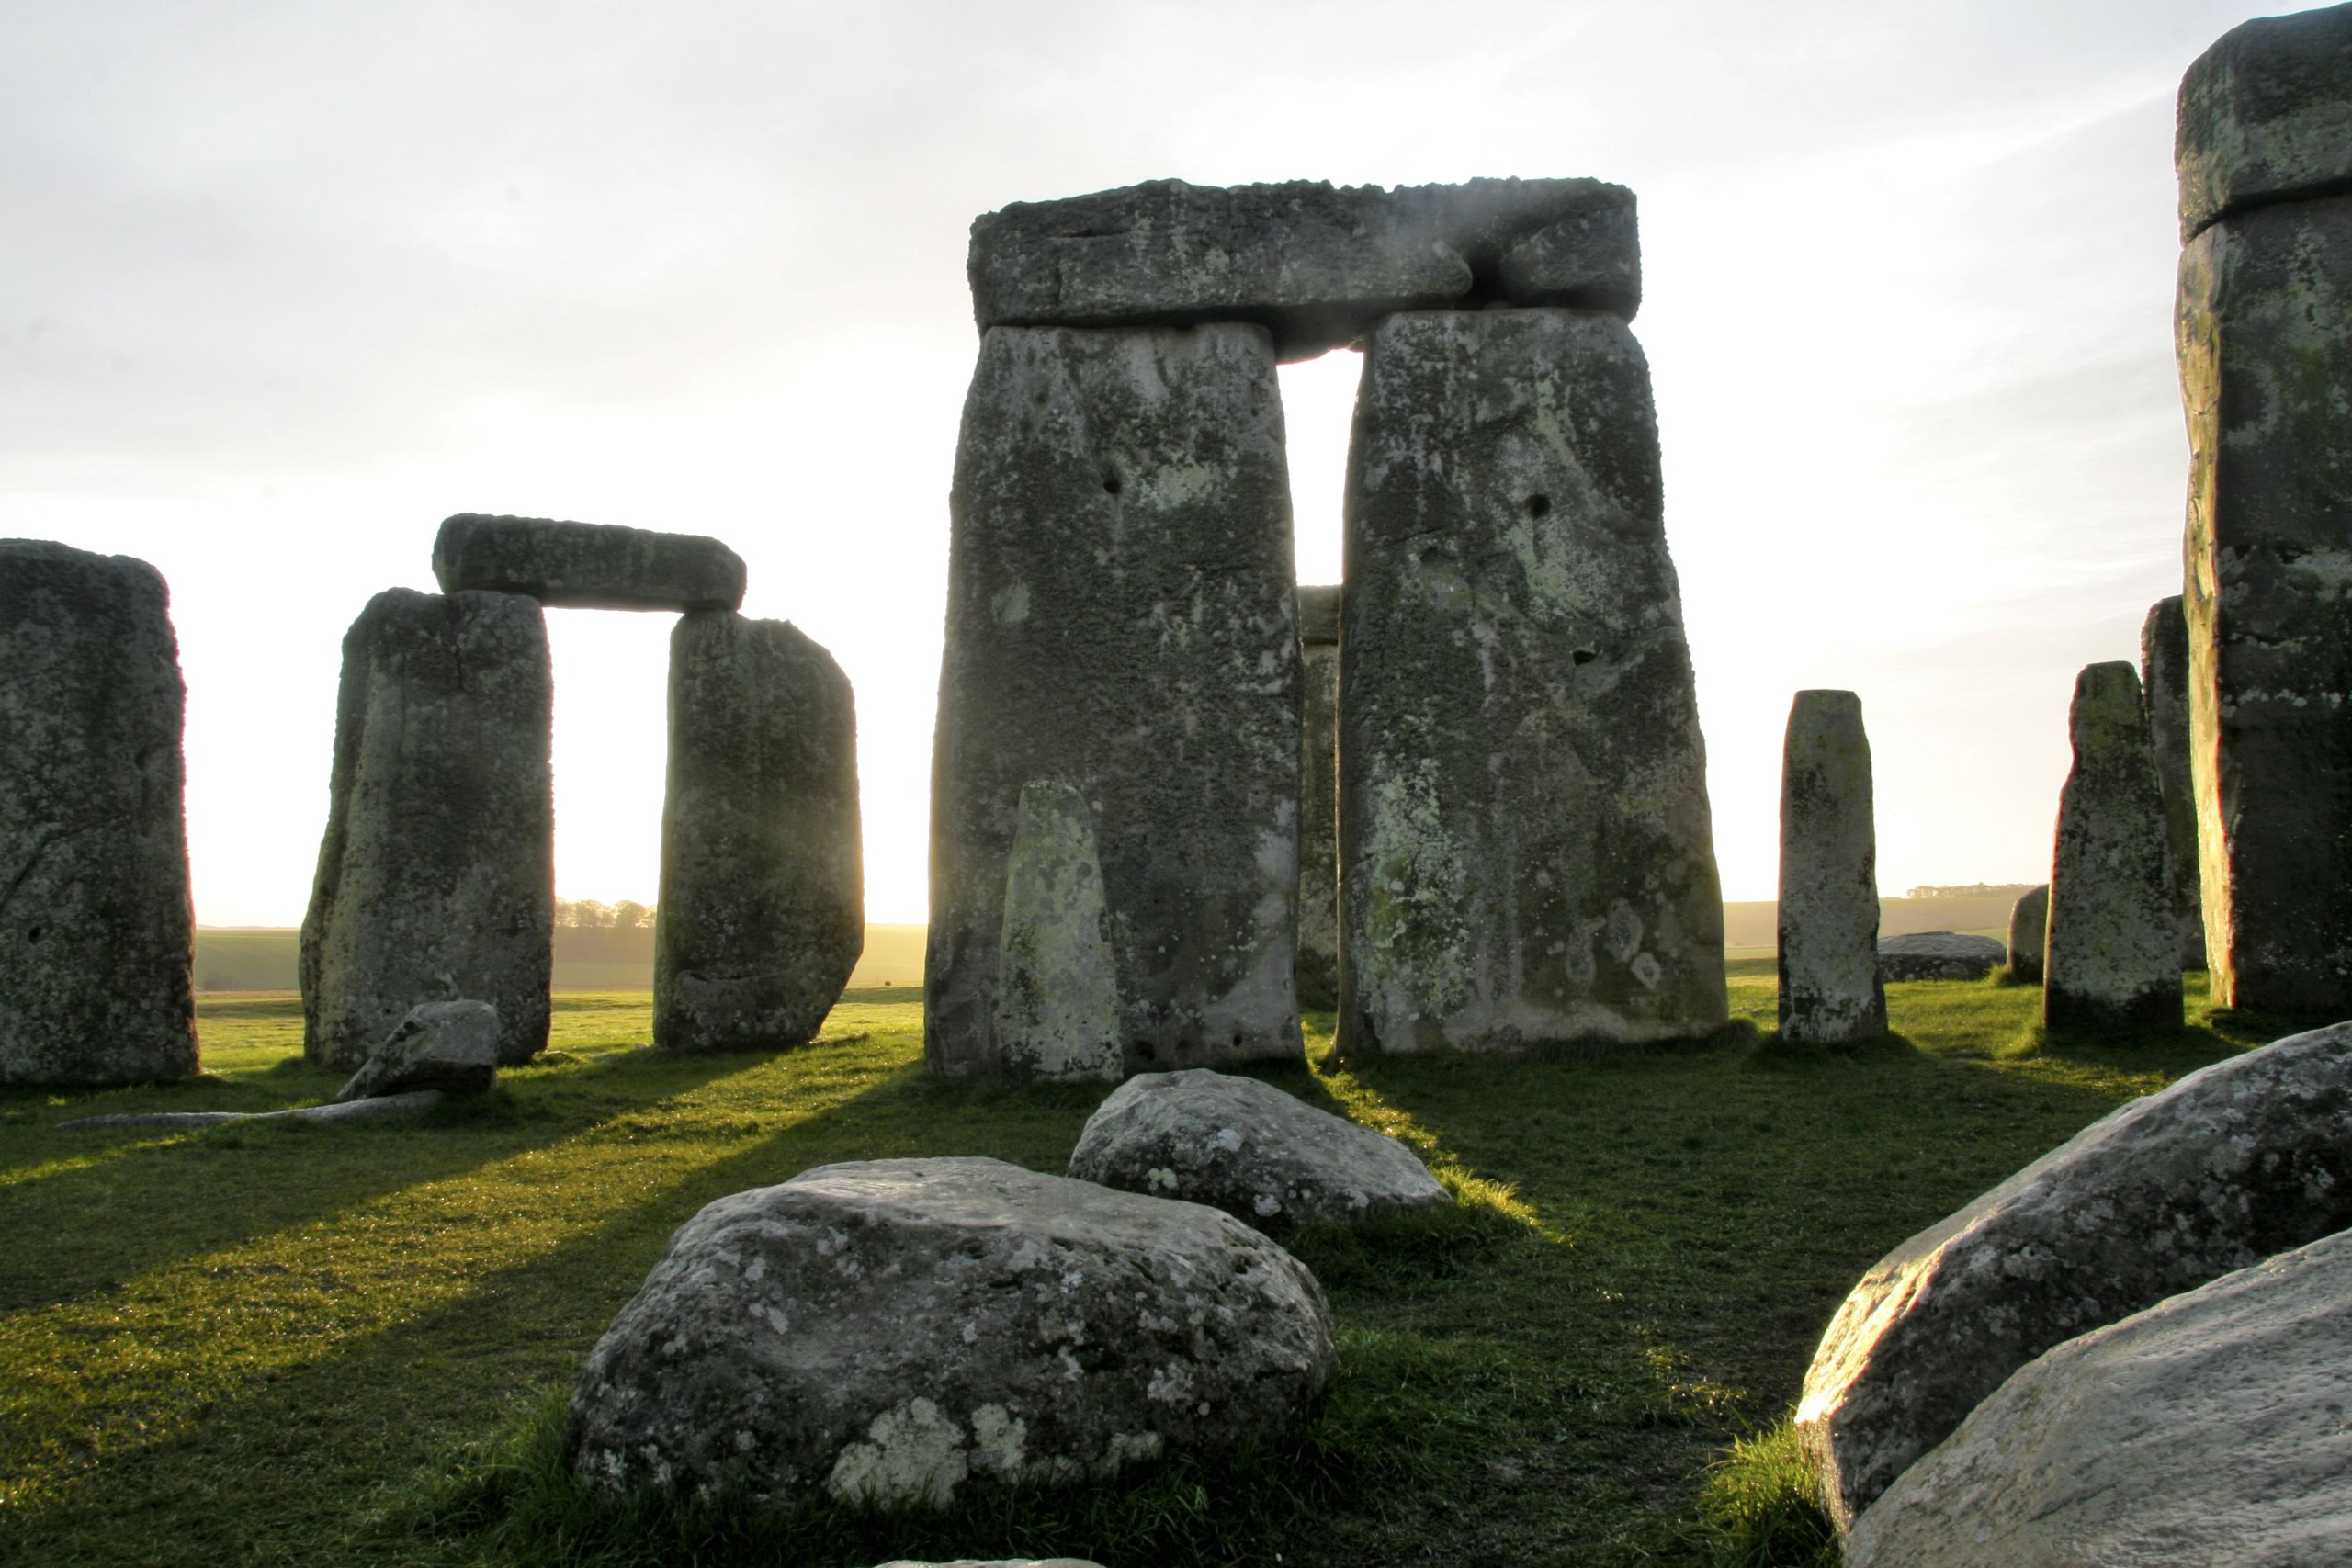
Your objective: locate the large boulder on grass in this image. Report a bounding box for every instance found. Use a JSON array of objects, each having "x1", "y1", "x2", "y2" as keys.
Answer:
[
  {"x1": 565, "y1": 1157, "x2": 1334, "y2": 1516},
  {"x1": 1874, "y1": 931, "x2": 2003, "y2": 981}
]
